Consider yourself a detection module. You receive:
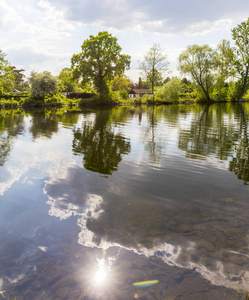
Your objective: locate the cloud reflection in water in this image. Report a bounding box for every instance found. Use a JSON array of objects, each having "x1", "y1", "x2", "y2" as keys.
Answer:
[{"x1": 44, "y1": 166, "x2": 249, "y2": 292}]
